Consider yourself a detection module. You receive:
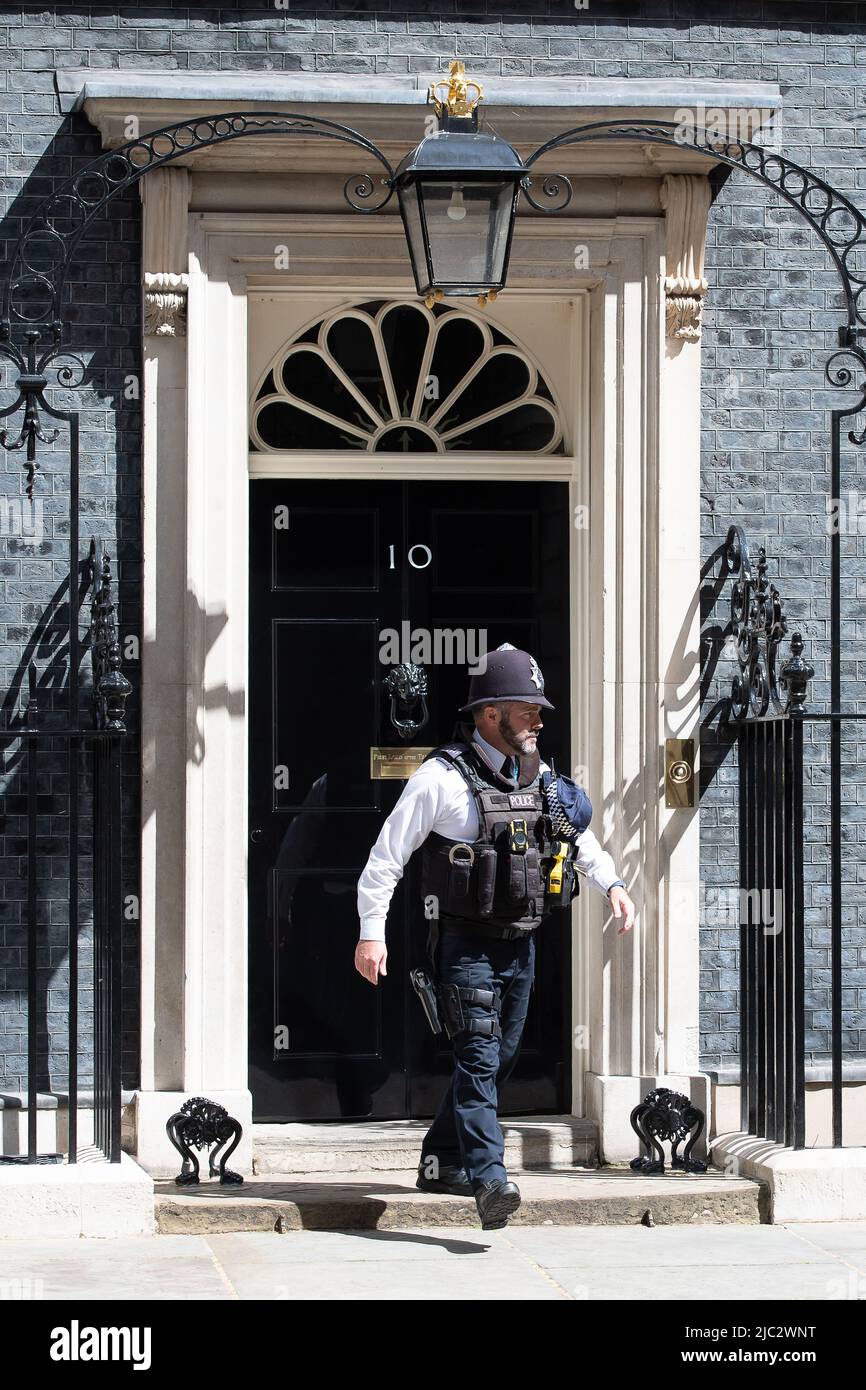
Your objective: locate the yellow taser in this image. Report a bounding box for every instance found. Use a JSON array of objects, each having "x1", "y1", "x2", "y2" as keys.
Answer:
[{"x1": 548, "y1": 840, "x2": 569, "y2": 894}]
